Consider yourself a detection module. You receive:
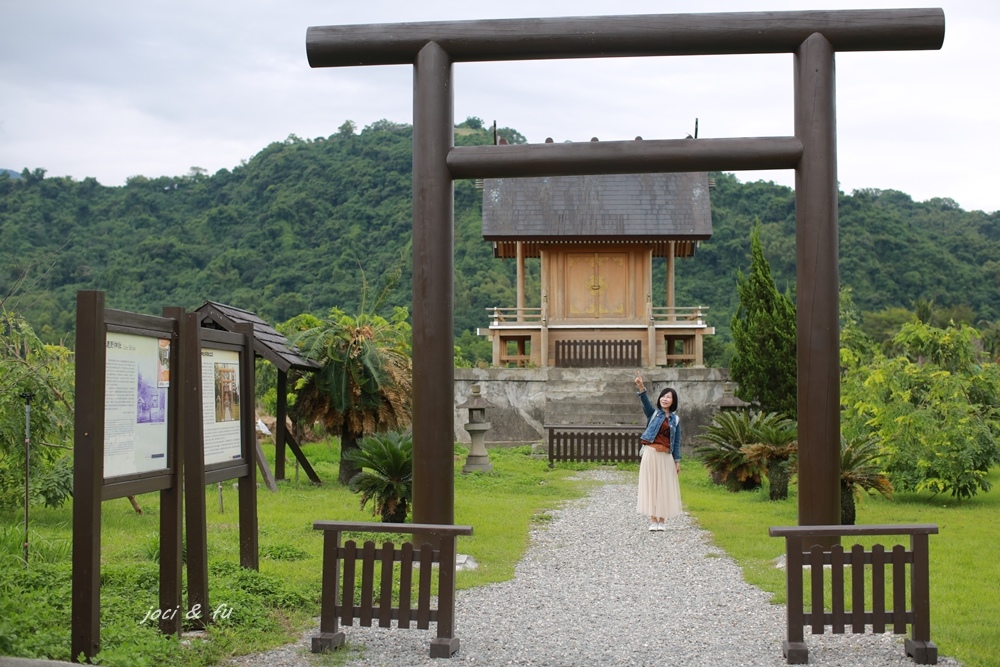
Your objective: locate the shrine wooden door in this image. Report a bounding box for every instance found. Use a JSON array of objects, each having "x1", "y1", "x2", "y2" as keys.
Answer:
[{"x1": 565, "y1": 252, "x2": 628, "y2": 319}]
